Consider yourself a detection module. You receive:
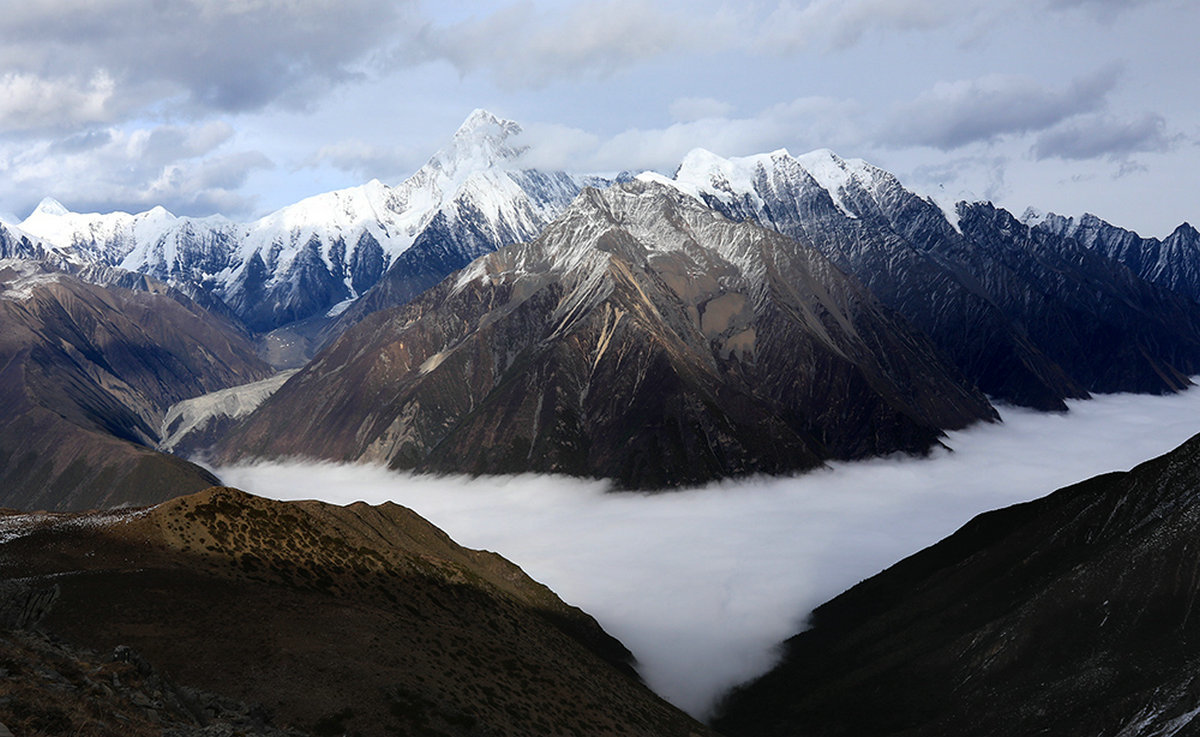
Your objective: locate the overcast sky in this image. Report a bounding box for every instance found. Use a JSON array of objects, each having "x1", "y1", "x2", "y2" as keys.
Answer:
[{"x1": 1, "y1": 0, "x2": 1195, "y2": 236}]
